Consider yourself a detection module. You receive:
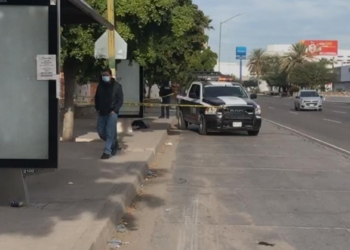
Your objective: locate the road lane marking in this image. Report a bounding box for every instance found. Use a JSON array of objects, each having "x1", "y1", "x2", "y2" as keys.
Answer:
[
  {"x1": 263, "y1": 118, "x2": 350, "y2": 156},
  {"x1": 333, "y1": 110, "x2": 347, "y2": 114},
  {"x1": 323, "y1": 118, "x2": 341, "y2": 124},
  {"x1": 289, "y1": 111, "x2": 298, "y2": 115},
  {"x1": 268, "y1": 107, "x2": 275, "y2": 109}
]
